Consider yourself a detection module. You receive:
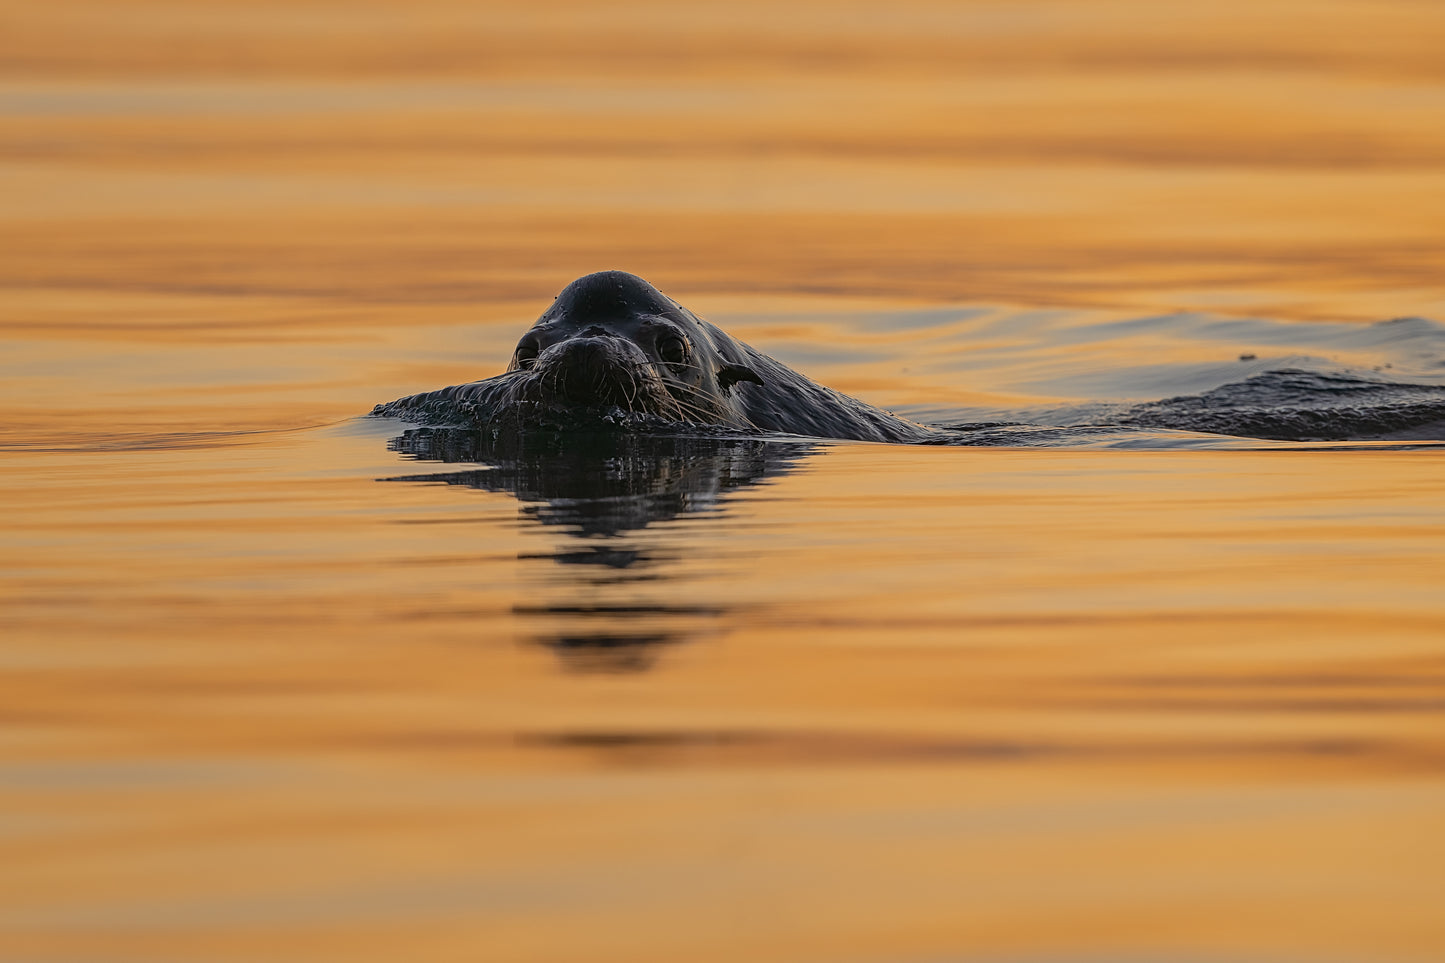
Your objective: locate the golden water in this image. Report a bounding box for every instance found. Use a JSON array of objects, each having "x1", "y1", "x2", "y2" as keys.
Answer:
[{"x1": 3, "y1": 2, "x2": 1444, "y2": 960}]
